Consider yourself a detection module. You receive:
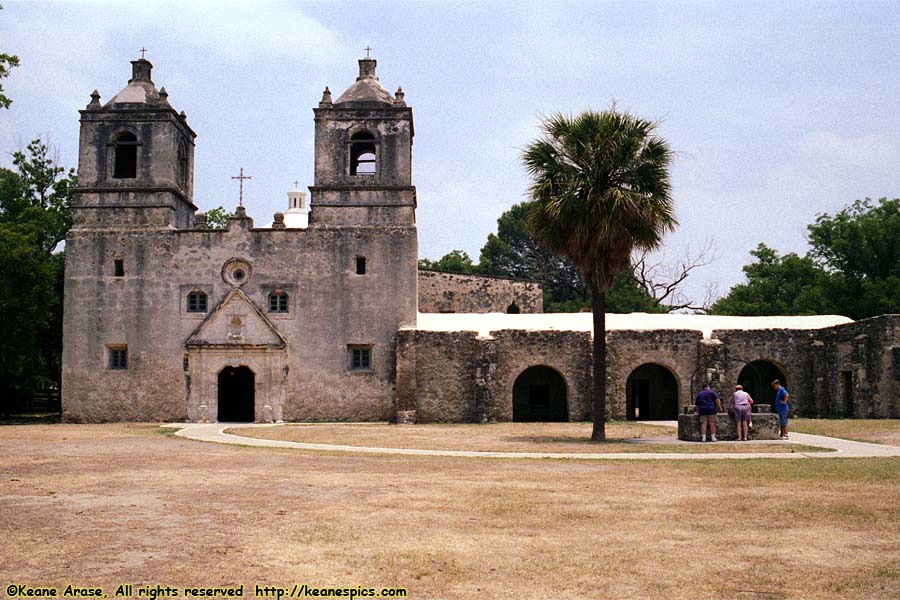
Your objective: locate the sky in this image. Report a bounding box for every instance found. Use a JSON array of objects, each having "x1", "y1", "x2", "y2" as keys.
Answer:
[{"x1": 2, "y1": 0, "x2": 899, "y2": 306}]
